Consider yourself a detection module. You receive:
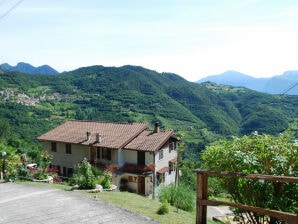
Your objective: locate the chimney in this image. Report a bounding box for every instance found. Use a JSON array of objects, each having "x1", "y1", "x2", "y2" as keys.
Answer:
[
  {"x1": 96, "y1": 133, "x2": 101, "y2": 143},
  {"x1": 86, "y1": 132, "x2": 91, "y2": 141},
  {"x1": 154, "y1": 122, "x2": 160, "y2": 133}
]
